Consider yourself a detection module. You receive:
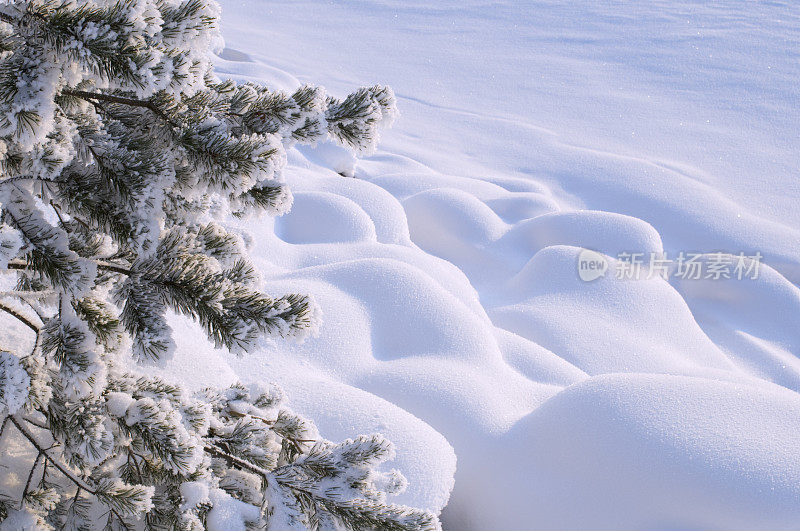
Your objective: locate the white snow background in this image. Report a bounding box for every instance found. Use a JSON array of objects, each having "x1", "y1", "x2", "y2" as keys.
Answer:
[{"x1": 161, "y1": 1, "x2": 800, "y2": 529}]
